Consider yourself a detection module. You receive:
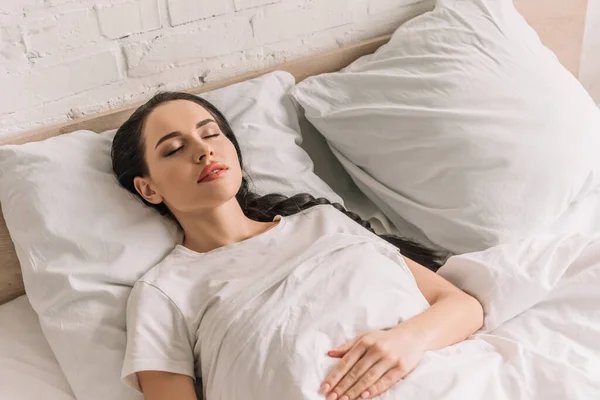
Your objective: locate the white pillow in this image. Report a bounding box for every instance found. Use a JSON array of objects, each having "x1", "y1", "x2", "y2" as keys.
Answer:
[
  {"x1": 297, "y1": 107, "x2": 443, "y2": 251},
  {"x1": 0, "y1": 71, "x2": 340, "y2": 400},
  {"x1": 291, "y1": 0, "x2": 600, "y2": 255}
]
